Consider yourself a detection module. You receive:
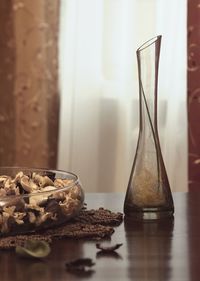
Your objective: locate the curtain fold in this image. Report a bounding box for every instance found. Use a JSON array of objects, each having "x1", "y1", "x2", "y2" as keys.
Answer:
[
  {"x1": 0, "y1": 0, "x2": 60, "y2": 168},
  {"x1": 58, "y1": 0, "x2": 187, "y2": 192}
]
